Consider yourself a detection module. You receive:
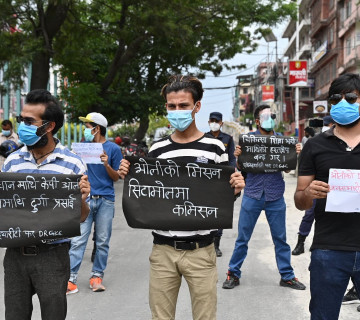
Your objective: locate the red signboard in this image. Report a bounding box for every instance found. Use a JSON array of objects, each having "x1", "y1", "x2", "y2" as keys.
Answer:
[
  {"x1": 261, "y1": 85, "x2": 274, "y2": 101},
  {"x1": 288, "y1": 60, "x2": 308, "y2": 87}
]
